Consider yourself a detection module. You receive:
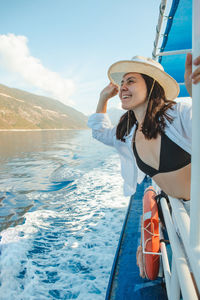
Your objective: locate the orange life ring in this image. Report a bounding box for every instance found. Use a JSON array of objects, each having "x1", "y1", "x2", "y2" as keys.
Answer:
[{"x1": 142, "y1": 186, "x2": 160, "y2": 280}]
